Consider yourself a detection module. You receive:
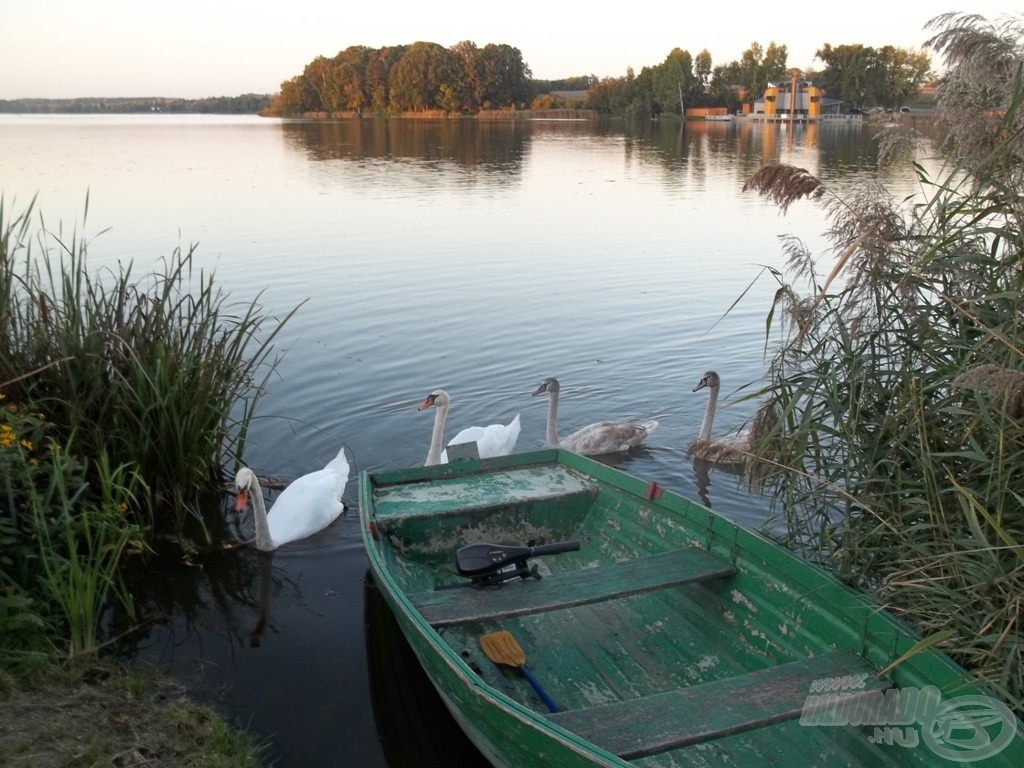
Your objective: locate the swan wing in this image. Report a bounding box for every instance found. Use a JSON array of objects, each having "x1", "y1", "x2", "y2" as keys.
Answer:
[
  {"x1": 687, "y1": 428, "x2": 752, "y2": 464},
  {"x1": 716, "y1": 429, "x2": 752, "y2": 449},
  {"x1": 267, "y1": 466, "x2": 349, "y2": 547},
  {"x1": 444, "y1": 414, "x2": 522, "y2": 460},
  {"x1": 563, "y1": 419, "x2": 658, "y2": 456}
]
